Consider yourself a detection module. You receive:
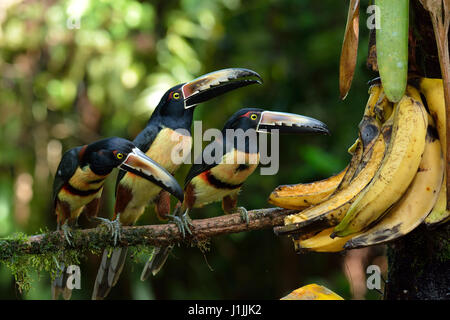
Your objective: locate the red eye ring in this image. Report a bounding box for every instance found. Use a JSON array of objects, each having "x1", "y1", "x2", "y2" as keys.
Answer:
[{"x1": 239, "y1": 111, "x2": 253, "y2": 118}]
